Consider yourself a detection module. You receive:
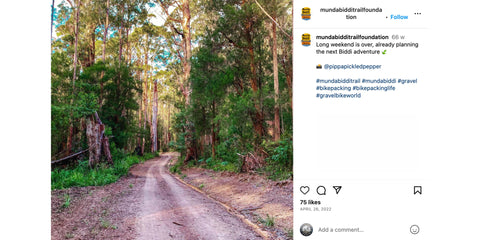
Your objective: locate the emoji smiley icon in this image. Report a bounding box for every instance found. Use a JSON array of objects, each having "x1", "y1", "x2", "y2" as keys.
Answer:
[{"x1": 410, "y1": 225, "x2": 420, "y2": 234}]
